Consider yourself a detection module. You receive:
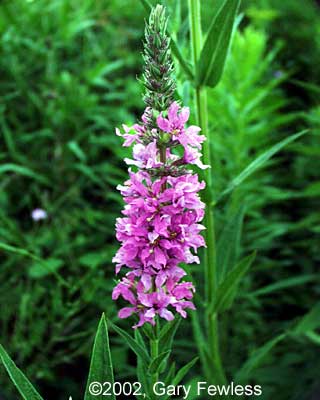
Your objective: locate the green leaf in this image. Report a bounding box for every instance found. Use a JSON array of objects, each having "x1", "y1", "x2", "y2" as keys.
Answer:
[
  {"x1": 172, "y1": 357, "x2": 199, "y2": 386},
  {"x1": 84, "y1": 314, "x2": 115, "y2": 400},
  {"x1": 0, "y1": 242, "x2": 69, "y2": 288},
  {"x1": 305, "y1": 331, "x2": 320, "y2": 346},
  {"x1": 148, "y1": 350, "x2": 171, "y2": 374},
  {"x1": 294, "y1": 302, "x2": 320, "y2": 335},
  {"x1": 142, "y1": 323, "x2": 156, "y2": 340},
  {"x1": 159, "y1": 317, "x2": 181, "y2": 350},
  {"x1": 212, "y1": 252, "x2": 256, "y2": 313},
  {"x1": 235, "y1": 333, "x2": 286, "y2": 383},
  {"x1": 109, "y1": 321, "x2": 151, "y2": 365},
  {"x1": 218, "y1": 130, "x2": 308, "y2": 200},
  {"x1": 134, "y1": 330, "x2": 151, "y2": 398},
  {"x1": 0, "y1": 344, "x2": 44, "y2": 400},
  {"x1": 29, "y1": 258, "x2": 63, "y2": 278},
  {"x1": 251, "y1": 274, "x2": 317, "y2": 297},
  {"x1": 202, "y1": 347, "x2": 226, "y2": 385},
  {"x1": 136, "y1": 357, "x2": 151, "y2": 399},
  {"x1": 67, "y1": 140, "x2": 87, "y2": 162},
  {"x1": 0, "y1": 163, "x2": 50, "y2": 186},
  {"x1": 164, "y1": 362, "x2": 176, "y2": 385},
  {"x1": 216, "y1": 207, "x2": 244, "y2": 282},
  {"x1": 196, "y1": 0, "x2": 240, "y2": 87}
]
